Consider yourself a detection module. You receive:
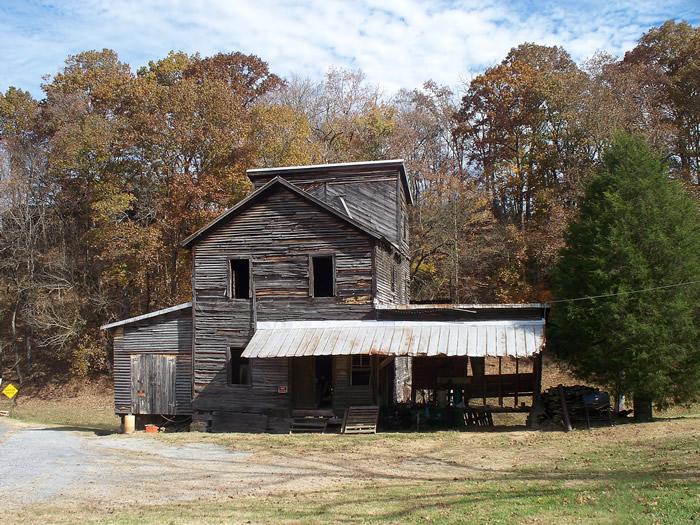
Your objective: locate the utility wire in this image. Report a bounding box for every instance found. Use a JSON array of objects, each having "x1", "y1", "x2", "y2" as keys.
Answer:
[{"x1": 546, "y1": 279, "x2": 700, "y2": 305}]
